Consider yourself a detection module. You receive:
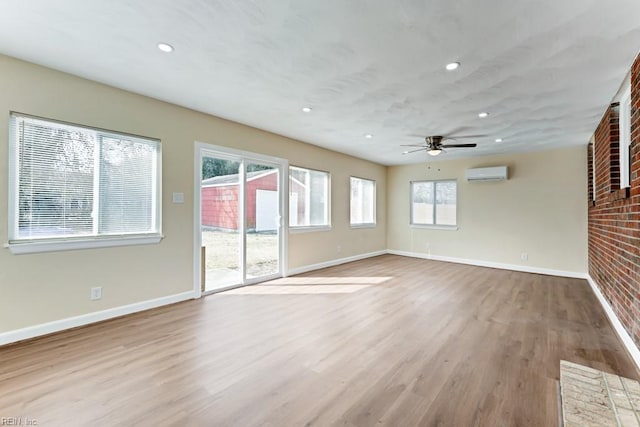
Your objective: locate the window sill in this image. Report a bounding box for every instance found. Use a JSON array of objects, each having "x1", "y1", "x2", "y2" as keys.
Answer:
[
  {"x1": 288, "y1": 226, "x2": 331, "y2": 234},
  {"x1": 5, "y1": 234, "x2": 163, "y2": 254},
  {"x1": 350, "y1": 223, "x2": 376, "y2": 229},
  {"x1": 410, "y1": 224, "x2": 458, "y2": 231},
  {"x1": 608, "y1": 187, "x2": 630, "y2": 202}
]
